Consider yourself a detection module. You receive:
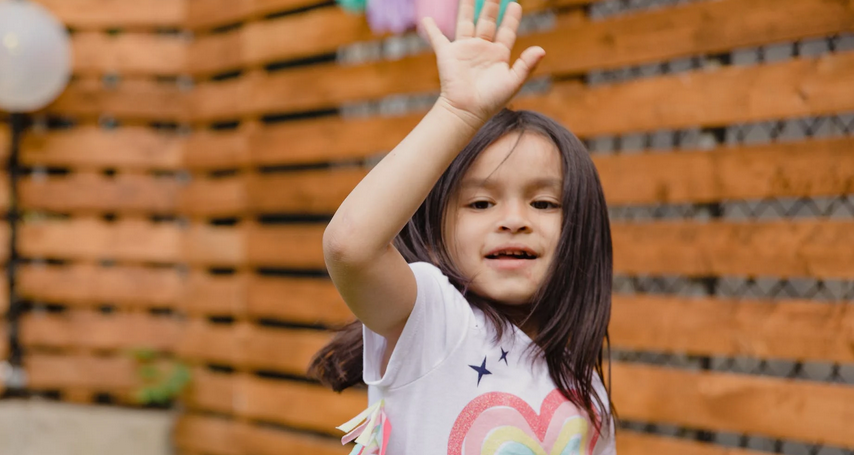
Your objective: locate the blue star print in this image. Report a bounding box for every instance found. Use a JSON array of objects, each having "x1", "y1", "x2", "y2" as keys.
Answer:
[
  {"x1": 469, "y1": 357, "x2": 492, "y2": 386},
  {"x1": 499, "y1": 347, "x2": 509, "y2": 365}
]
